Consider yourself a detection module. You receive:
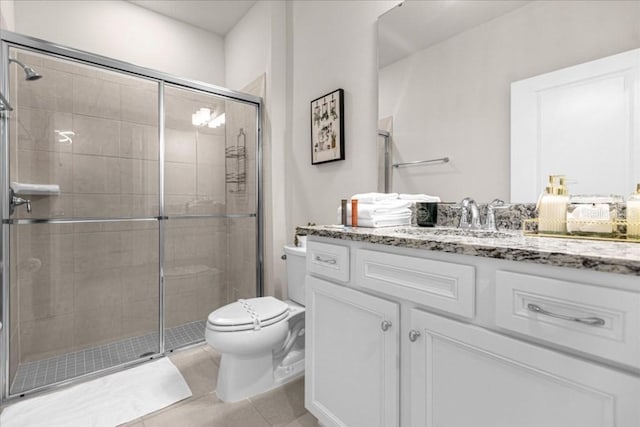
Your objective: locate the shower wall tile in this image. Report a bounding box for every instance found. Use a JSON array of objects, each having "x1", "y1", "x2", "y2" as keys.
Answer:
[
  {"x1": 227, "y1": 218, "x2": 257, "y2": 302},
  {"x1": 121, "y1": 85, "x2": 158, "y2": 126},
  {"x1": 196, "y1": 133, "x2": 225, "y2": 165},
  {"x1": 43, "y1": 57, "x2": 97, "y2": 79},
  {"x1": 17, "y1": 230, "x2": 74, "y2": 280},
  {"x1": 72, "y1": 231, "x2": 128, "y2": 273},
  {"x1": 164, "y1": 218, "x2": 228, "y2": 328},
  {"x1": 18, "y1": 273, "x2": 75, "y2": 322},
  {"x1": 72, "y1": 154, "x2": 121, "y2": 194},
  {"x1": 13, "y1": 146, "x2": 73, "y2": 218},
  {"x1": 197, "y1": 167, "x2": 225, "y2": 202},
  {"x1": 120, "y1": 123, "x2": 158, "y2": 160},
  {"x1": 16, "y1": 67, "x2": 73, "y2": 113},
  {"x1": 163, "y1": 195, "x2": 186, "y2": 215},
  {"x1": 72, "y1": 75, "x2": 121, "y2": 120},
  {"x1": 73, "y1": 269, "x2": 124, "y2": 311},
  {"x1": 165, "y1": 162, "x2": 196, "y2": 196},
  {"x1": 165, "y1": 128, "x2": 197, "y2": 163},
  {"x1": 122, "y1": 297, "x2": 159, "y2": 338},
  {"x1": 72, "y1": 115, "x2": 120, "y2": 156},
  {"x1": 119, "y1": 158, "x2": 159, "y2": 195},
  {"x1": 16, "y1": 150, "x2": 74, "y2": 192},
  {"x1": 72, "y1": 194, "x2": 123, "y2": 218},
  {"x1": 16, "y1": 51, "x2": 44, "y2": 66},
  {"x1": 129, "y1": 229, "x2": 159, "y2": 267},
  {"x1": 73, "y1": 305, "x2": 123, "y2": 349},
  {"x1": 120, "y1": 194, "x2": 160, "y2": 218},
  {"x1": 16, "y1": 108, "x2": 73, "y2": 153},
  {"x1": 164, "y1": 274, "x2": 225, "y2": 329},
  {"x1": 121, "y1": 264, "x2": 159, "y2": 303},
  {"x1": 20, "y1": 314, "x2": 75, "y2": 362},
  {"x1": 19, "y1": 194, "x2": 71, "y2": 219}
]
